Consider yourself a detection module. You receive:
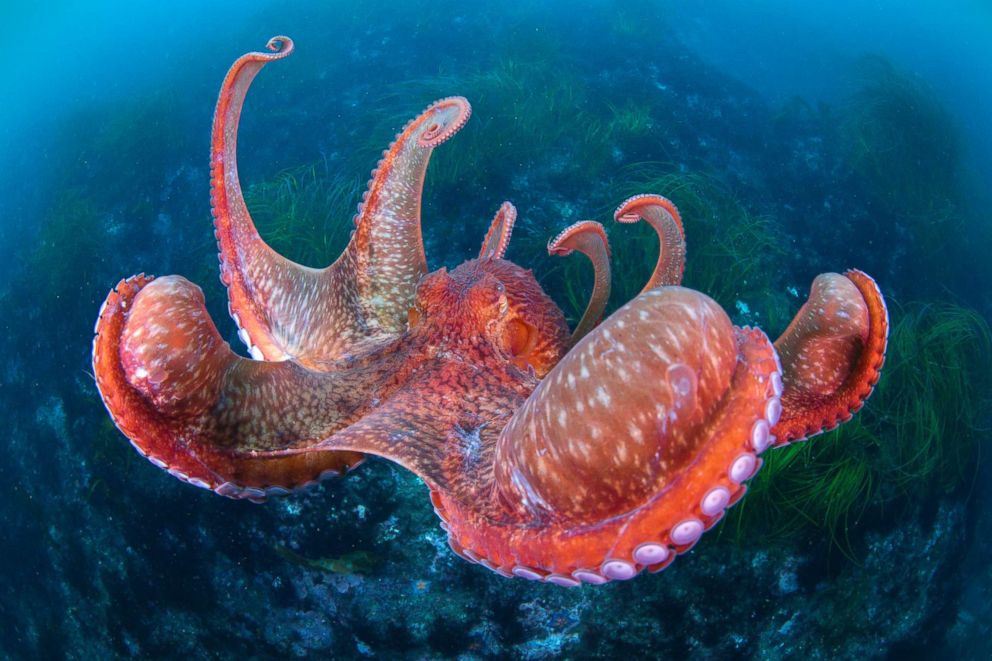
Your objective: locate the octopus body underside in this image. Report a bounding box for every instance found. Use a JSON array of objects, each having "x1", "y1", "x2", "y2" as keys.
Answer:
[{"x1": 92, "y1": 37, "x2": 889, "y2": 586}]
